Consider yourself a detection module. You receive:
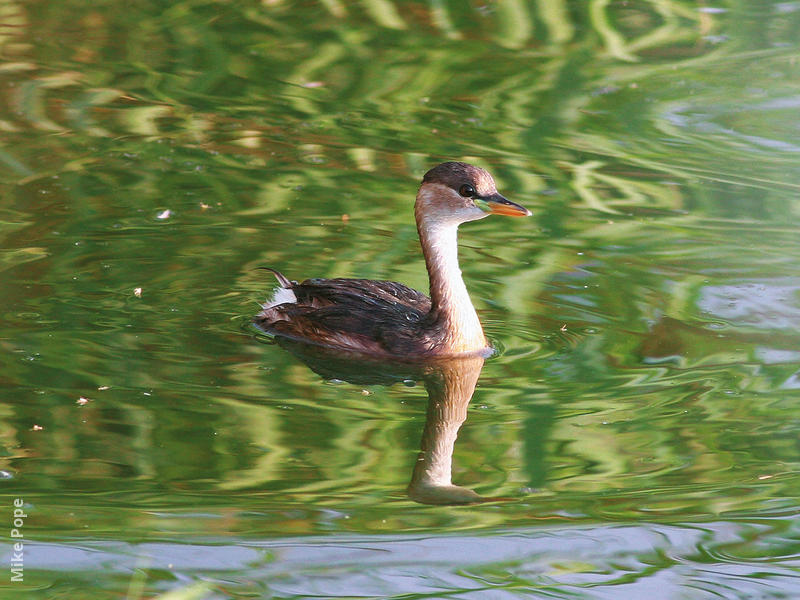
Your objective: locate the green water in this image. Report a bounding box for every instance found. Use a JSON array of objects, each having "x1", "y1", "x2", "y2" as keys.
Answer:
[{"x1": 1, "y1": 1, "x2": 800, "y2": 598}]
